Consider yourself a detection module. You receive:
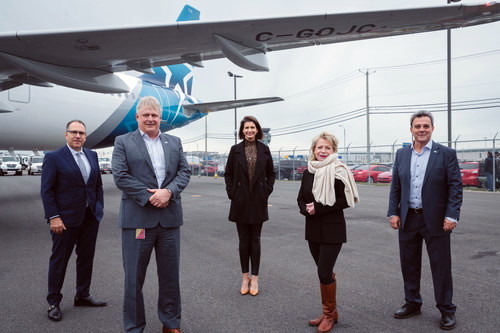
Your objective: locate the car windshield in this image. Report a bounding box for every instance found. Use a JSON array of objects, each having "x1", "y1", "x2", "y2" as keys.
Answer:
[
  {"x1": 32, "y1": 157, "x2": 44, "y2": 163},
  {"x1": 2, "y1": 156, "x2": 19, "y2": 162},
  {"x1": 356, "y1": 165, "x2": 370, "y2": 171},
  {"x1": 459, "y1": 163, "x2": 478, "y2": 170},
  {"x1": 99, "y1": 158, "x2": 110, "y2": 162}
]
